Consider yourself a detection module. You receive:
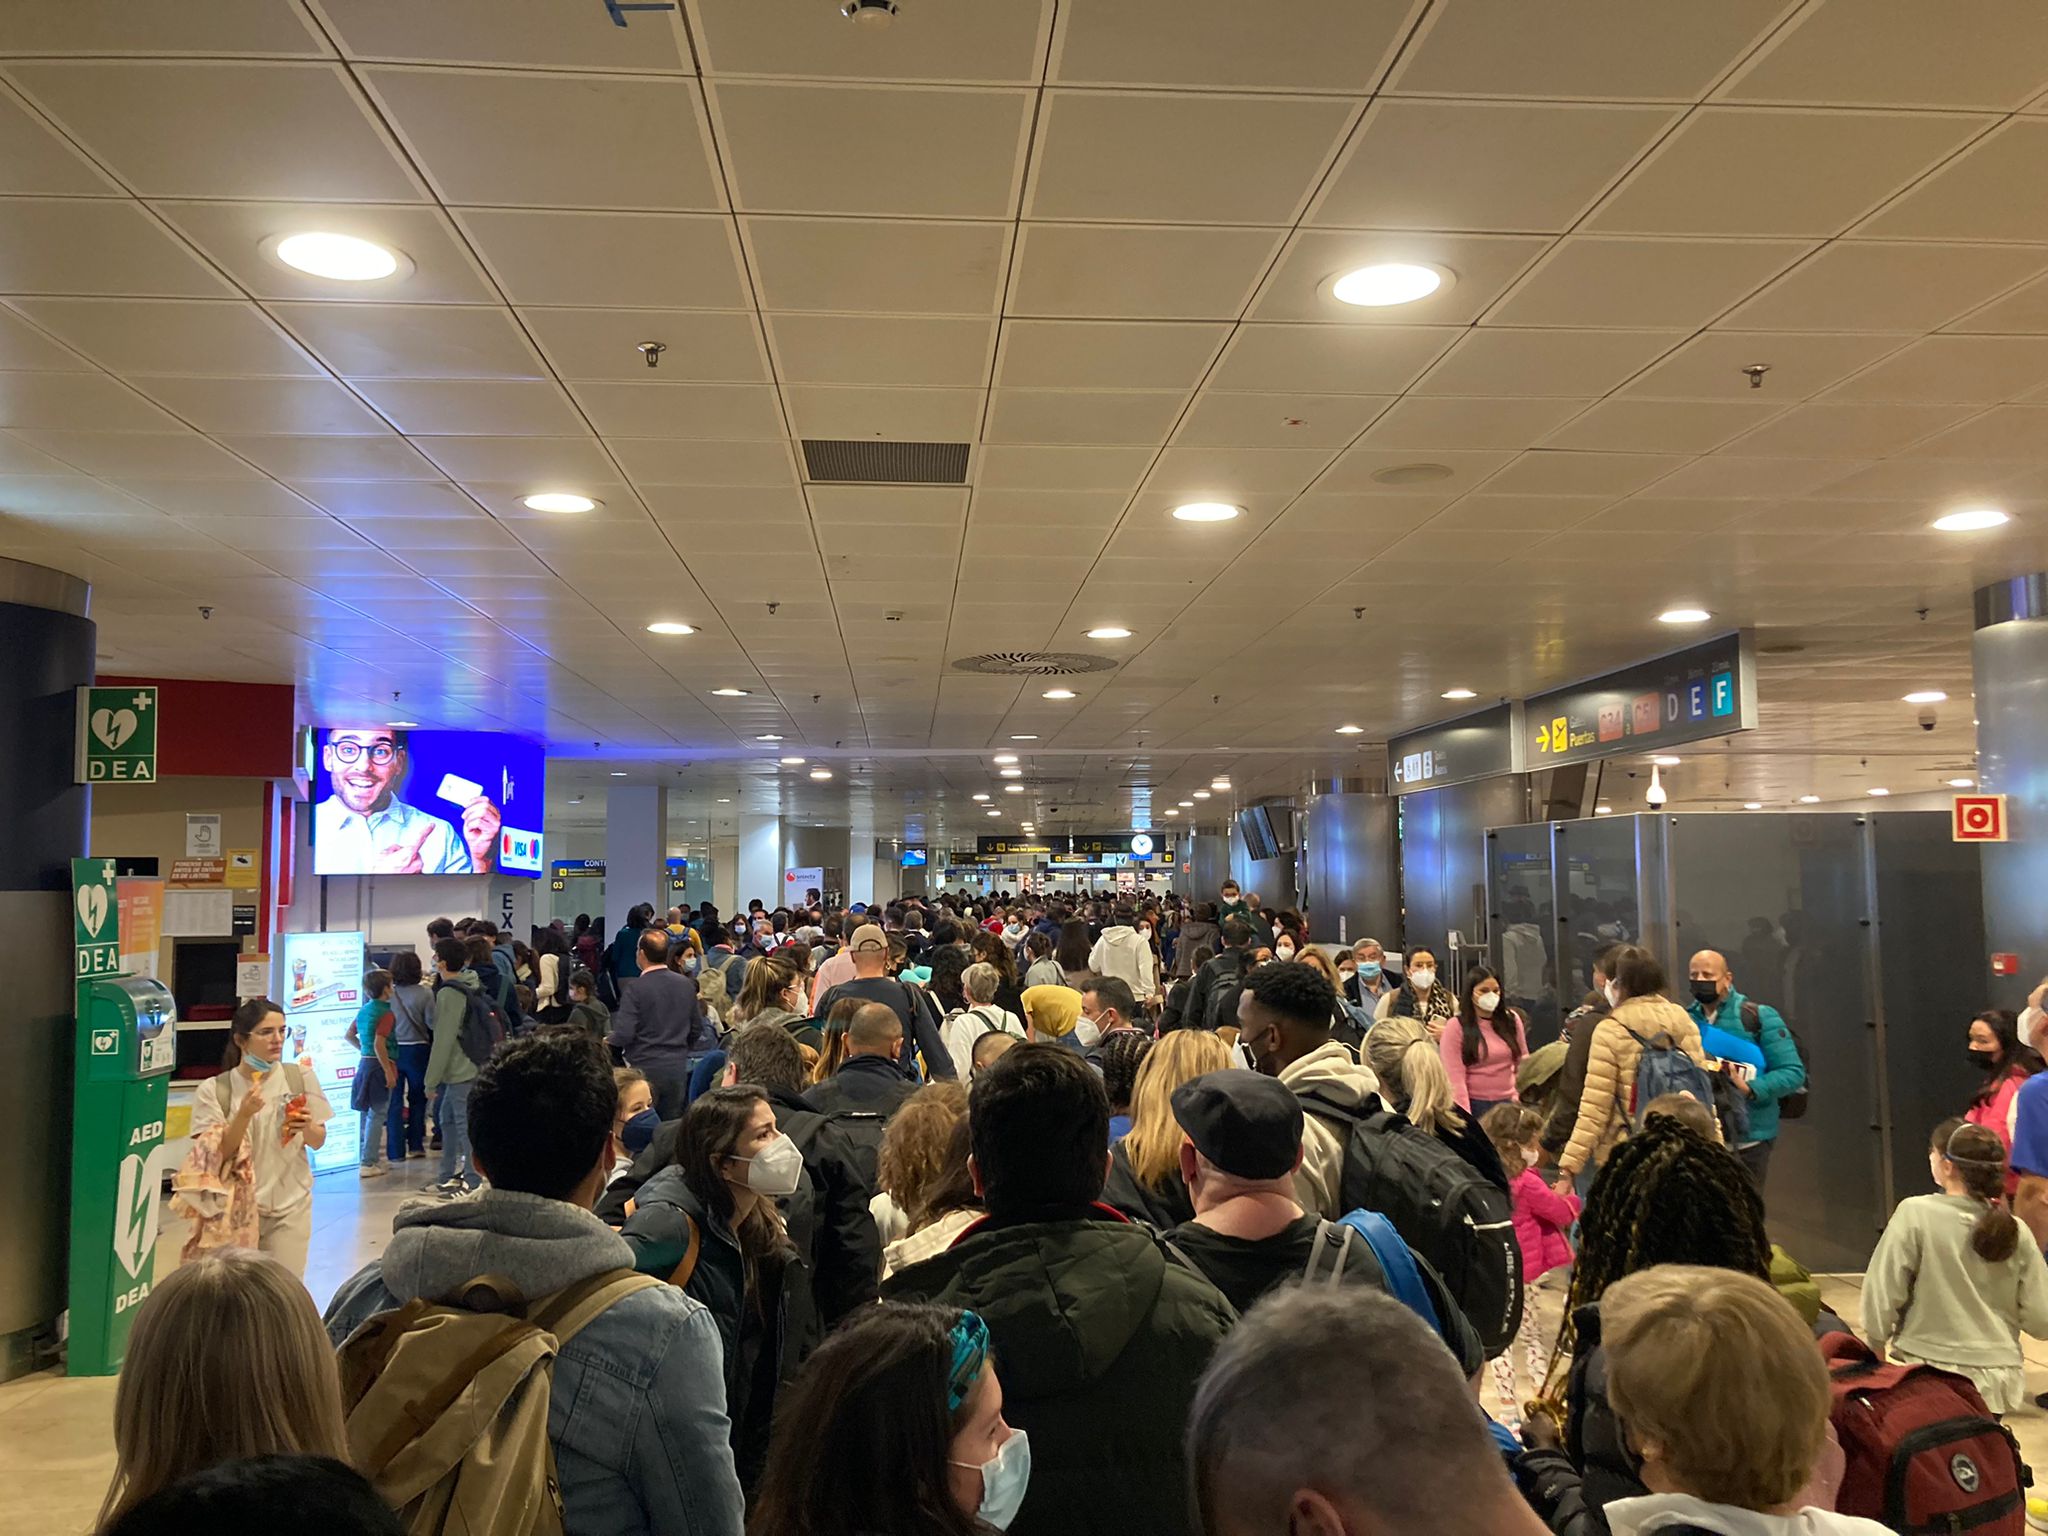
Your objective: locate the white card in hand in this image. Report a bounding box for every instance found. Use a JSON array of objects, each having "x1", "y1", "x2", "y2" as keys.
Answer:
[{"x1": 437, "y1": 771, "x2": 484, "y2": 807}]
